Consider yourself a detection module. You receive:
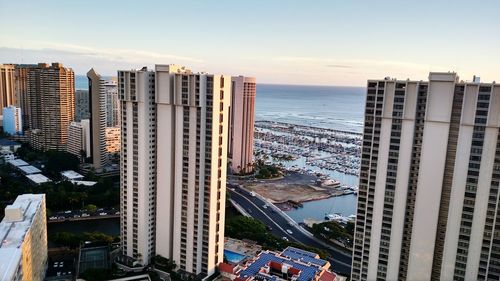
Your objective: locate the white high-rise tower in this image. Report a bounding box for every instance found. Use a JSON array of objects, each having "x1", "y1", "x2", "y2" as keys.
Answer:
[{"x1": 119, "y1": 65, "x2": 230, "y2": 277}]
